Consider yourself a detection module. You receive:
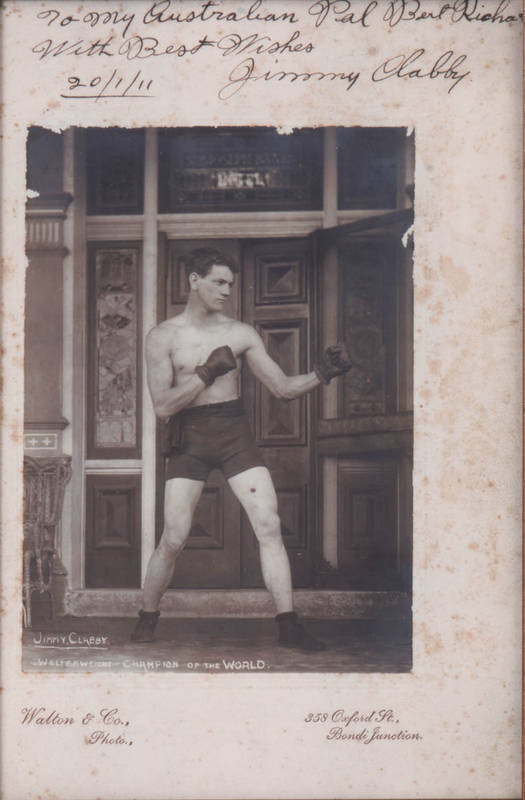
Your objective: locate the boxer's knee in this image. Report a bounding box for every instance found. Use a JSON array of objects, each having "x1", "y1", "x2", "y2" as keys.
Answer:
[
  {"x1": 252, "y1": 509, "x2": 282, "y2": 545},
  {"x1": 159, "y1": 516, "x2": 191, "y2": 557}
]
